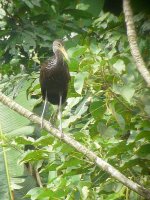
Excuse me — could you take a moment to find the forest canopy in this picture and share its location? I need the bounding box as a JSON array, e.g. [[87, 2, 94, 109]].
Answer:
[[0, 0, 150, 199]]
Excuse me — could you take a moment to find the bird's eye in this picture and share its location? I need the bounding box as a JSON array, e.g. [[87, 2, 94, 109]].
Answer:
[[58, 43, 61, 47]]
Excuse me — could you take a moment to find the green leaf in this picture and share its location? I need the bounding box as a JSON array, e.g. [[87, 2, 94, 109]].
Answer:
[[0, 21, 6, 28], [0, 103, 29, 134], [77, 0, 104, 17], [109, 104, 125, 130], [20, 150, 49, 163], [22, 0, 34, 8], [114, 112, 125, 130], [104, 192, 124, 200], [63, 96, 89, 128], [31, 0, 41, 7], [26, 187, 52, 200], [144, 105, 150, 116], [1, 1, 150, 198], [113, 84, 135, 103], [112, 59, 125, 74], [137, 144, 150, 159], [0, 8, 6, 19], [34, 135, 54, 146], [81, 186, 89, 200], [0, 80, 37, 134], [22, 32, 36, 52], [90, 43, 100, 54], [61, 144, 74, 154], [0, 147, 10, 200], [15, 136, 34, 145], [27, 187, 68, 199], [107, 141, 133, 156], [97, 124, 117, 138], [136, 131, 150, 141], [8, 126, 34, 137], [64, 9, 92, 19], [121, 158, 140, 170], [74, 72, 89, 94], [69, 58, 79, 71], [59, 157, 84, 169], [41, 163, 60, 173], [68, 46, 87, 58], [90, 100, 106, 120]]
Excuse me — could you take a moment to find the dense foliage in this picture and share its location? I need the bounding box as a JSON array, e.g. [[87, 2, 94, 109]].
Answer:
[[0, 0, 150, 199]]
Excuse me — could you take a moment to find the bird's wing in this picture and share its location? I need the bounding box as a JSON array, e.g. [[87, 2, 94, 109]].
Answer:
[[63, 61, 71, 81], [40, 59, 53, 98]]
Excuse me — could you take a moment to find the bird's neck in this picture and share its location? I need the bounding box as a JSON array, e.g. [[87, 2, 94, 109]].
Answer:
[[55, 50, 63, 65]]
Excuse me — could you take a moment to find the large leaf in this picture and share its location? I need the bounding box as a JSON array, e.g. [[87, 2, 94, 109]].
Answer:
[[113, 84, 135, 103], [78, 0, 104, 17], [63, 9, 92, 19], [0, 80, 36, 134], [0, 146, 10, 200], [90, 100, 106, 120], [109, 103, 125, 130], [136, 144, 150, 159], [74, 72, 89, 94], [112, 59, 125, 74], [0, 81, 36, 200]]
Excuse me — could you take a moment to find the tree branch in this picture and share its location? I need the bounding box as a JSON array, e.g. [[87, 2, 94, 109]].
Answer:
[[0, 92, 150, 199], [123, 0, 150, 87]]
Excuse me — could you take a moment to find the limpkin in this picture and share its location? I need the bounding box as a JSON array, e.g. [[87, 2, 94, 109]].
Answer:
[[40, 39, 70, 134]]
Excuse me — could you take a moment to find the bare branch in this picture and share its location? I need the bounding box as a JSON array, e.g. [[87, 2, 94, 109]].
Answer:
[[0, 92, 150, 199], [123, 0, 150, 87]]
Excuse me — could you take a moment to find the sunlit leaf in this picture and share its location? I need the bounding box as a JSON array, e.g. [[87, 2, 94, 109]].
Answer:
[[0, 8, 6, 19], [68, 46, 87, 58], [112, 59, 125, 74], [74, 72, 89, 94], [113, 84, 135, 103]]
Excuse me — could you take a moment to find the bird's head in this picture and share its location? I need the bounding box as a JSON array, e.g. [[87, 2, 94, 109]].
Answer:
[[53, 39, 69, 61]]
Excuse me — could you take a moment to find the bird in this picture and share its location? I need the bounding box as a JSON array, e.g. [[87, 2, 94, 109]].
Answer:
[[40, 39, 70, 135]]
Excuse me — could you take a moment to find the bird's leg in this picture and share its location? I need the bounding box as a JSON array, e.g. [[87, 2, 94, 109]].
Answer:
[[50, 107, 58, 127], [58, 94, 63, 138], [41, 91, 47, 128]]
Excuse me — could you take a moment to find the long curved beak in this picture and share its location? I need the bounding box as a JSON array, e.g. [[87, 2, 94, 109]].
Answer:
[[60, 46, 70, 61]]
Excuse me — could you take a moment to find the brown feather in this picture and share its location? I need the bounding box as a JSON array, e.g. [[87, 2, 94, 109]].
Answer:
[[40, 55, 70, 105]]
